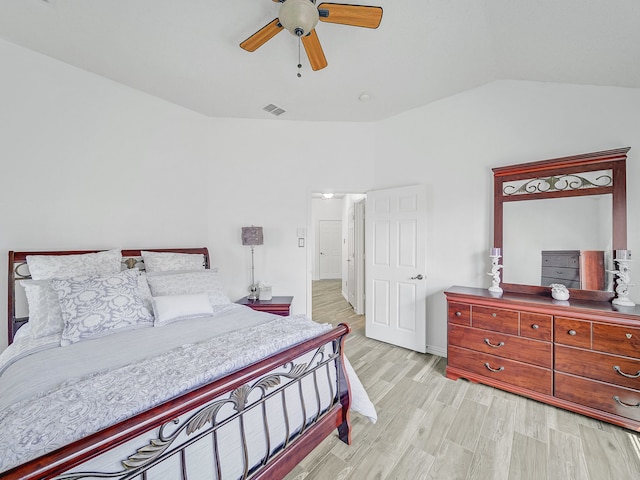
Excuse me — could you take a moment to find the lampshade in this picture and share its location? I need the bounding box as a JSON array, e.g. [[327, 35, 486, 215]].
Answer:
[[278, 0, 319, 37], [241, 226, 264, 246]]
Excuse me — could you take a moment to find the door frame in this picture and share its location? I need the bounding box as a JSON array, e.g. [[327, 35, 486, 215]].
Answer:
[[306, 190, 366, 318]]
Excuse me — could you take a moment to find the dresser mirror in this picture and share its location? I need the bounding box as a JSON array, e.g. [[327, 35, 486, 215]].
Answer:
[[493, 148, 629, 301]]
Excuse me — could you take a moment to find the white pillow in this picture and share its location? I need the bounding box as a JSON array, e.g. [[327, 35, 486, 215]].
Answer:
[[26, 249, 122, 281], [146, 270, 231, 307], [141, 251, 205, 273], [21, 280, 64, 339], [51, 270, 153, 346], [152, 294, 214, 326]]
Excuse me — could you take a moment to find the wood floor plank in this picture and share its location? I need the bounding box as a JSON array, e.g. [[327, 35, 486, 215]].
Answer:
[[514, 395, 549, 443], [446, 398, 489, 451], [579, 424, 639, 480], [467, 436, 510, 480], [426, 438, 475, 480], [386, 444, 434, 480], [547, 428, 589, 480], [410, 401, 458, 456], [507, 432, 547, 480]]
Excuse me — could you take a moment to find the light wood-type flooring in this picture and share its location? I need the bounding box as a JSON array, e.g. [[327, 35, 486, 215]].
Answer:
[[285, 280, 640, 480]]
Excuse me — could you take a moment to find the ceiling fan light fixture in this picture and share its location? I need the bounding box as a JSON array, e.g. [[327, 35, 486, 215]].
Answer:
[[279, 0, 319, 37]]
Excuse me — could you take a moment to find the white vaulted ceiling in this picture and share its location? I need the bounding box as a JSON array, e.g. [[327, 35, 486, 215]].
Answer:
[[0, 0, 639, 122]]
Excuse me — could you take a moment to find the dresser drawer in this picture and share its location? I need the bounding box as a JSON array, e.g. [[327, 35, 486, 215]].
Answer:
[[555, 345, 640, 391], [554, 317, 591, 348], [448, 302, 470, 326], [449, 324, 552, 368], [471, 305, 519, 335], [448, 345, 552, 395], [541, 277, 580, 289], [541, 266, 579, 283], [555, 372, 640, 422], [542, 253, 579, 268], [592, 323, 640, 359], [520, 312, 552, 341]]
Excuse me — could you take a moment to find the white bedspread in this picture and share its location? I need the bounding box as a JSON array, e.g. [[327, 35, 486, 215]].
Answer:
[[0, 306, 376, 473]]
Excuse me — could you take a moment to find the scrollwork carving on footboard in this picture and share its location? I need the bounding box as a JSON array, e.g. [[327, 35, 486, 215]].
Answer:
[[53, 344, 339, 480]]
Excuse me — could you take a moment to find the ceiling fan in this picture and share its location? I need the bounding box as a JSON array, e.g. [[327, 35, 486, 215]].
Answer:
[[240, 0, 383, 72]]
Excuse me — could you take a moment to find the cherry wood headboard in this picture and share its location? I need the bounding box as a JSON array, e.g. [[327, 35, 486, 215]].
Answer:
[[7, 247, 210, 344]]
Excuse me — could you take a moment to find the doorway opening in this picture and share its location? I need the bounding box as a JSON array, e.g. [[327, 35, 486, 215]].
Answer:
[[309, 192, 366, 318]]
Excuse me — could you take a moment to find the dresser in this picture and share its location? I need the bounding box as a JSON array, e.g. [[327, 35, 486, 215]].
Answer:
[[445, 286, 640, 431], [541, 250, 605, 290]]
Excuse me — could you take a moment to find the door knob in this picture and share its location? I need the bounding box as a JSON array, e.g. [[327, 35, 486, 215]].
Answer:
[[410, 274, 424, 280]]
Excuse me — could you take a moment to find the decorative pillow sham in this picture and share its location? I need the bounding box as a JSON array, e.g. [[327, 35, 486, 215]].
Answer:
[[21, 280, 64, 339], [51, 269, 153, 346], [141, 251, 205, 273], [26, 249, 122, 281], [152, 293, 214, 326], [146, 270, 231, 307]]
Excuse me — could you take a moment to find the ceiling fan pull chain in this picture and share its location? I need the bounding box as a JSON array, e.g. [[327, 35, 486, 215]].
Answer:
[[297, 37, 303, 78]]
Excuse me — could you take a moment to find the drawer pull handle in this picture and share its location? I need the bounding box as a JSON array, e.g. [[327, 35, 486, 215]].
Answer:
[[484, 338, 505, 348], [491, 313, 497, 318], [531, 324, 539, 330], [568, 330, 577, 336], [455, 311, 462, 317], [613, 366, 640, 379], [613, 396, 640, 409], [484, 362, 504, 373]]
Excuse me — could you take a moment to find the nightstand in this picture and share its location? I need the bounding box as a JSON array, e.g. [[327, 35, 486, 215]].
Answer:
[[236, 296, 293, 316]]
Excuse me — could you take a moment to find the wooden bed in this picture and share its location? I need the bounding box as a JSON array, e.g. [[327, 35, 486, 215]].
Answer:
[[3, 248, 353, 480]]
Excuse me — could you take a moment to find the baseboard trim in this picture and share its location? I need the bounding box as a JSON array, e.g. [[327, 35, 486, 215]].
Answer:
[[425, 345, 447, 358]]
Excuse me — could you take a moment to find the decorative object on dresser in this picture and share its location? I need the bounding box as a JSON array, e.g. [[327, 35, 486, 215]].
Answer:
[[611, 249, 635, 307], [541, 250, 605, 290], [488, 248, 503, 294], [550, 283, 570, 301], [241, 225, 264, 300], [445, 286, 640, 431], [237, 295, 294, 316]]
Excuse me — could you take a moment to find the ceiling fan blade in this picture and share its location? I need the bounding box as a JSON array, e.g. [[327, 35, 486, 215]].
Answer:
[[317, 3, 383, 29], [301, 30, 328, 71], [240, 18, 284, 52]]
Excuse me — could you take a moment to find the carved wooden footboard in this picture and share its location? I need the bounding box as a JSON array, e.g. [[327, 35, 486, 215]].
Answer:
[[2, 324, 352, 480]]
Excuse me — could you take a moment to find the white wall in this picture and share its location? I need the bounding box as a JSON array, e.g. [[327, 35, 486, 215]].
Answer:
[[0, 40, 211, 348], [375, 80, 640, 356]]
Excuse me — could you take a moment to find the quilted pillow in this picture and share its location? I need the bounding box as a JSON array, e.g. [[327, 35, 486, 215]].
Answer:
[[26, 249, 122, 281], [146, 270, 230, 307], [152, 293, 214, 326], [51, 270, 153, 346], [141, 251, 205, 273], [21, 280, 64, 339]]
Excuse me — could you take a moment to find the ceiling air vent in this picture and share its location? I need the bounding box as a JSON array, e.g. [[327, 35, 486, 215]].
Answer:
[[263, 104, 286, 116]]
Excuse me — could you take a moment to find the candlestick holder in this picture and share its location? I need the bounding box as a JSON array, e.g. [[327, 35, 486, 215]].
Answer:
[[611, 258, 635, 307], [488, 254, 503, 294]]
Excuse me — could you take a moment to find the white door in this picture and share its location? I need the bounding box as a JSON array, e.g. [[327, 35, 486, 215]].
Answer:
[[365, 185, 427, 353], [319, 220, 342, 279]]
